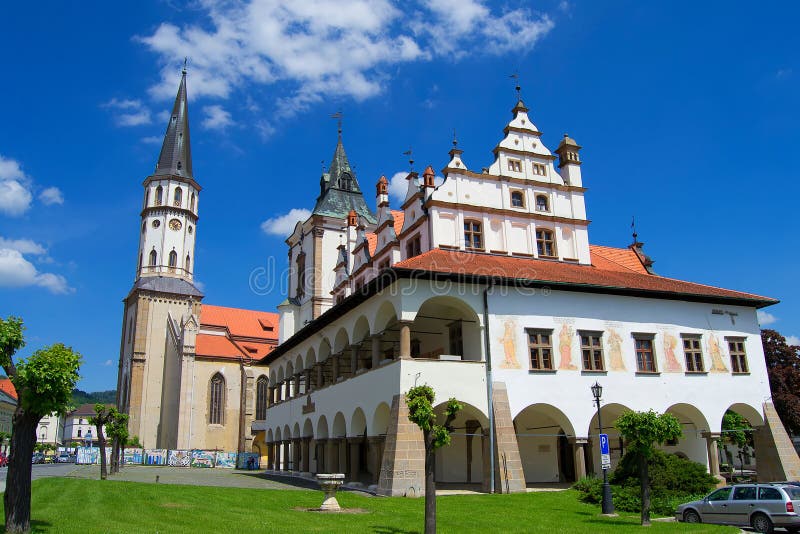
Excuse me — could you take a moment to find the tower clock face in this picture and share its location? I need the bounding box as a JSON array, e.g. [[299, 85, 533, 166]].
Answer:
[[169, 218, 182, 231]]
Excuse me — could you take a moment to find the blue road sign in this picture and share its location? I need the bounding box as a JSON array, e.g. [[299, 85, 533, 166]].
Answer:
[[599, 433, 609, 455]]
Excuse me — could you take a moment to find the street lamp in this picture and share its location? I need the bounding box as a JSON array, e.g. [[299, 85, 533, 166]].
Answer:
[[591, 381, 614, 515]]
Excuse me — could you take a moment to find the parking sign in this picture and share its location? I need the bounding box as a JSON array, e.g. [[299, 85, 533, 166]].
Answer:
[[600, 433, 611, 470]]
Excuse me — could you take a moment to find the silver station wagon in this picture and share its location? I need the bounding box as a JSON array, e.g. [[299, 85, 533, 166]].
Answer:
[[675, 484, 800, 533]]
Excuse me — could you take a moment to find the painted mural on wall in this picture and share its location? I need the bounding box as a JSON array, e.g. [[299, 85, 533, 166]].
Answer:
[[557, 323, 577, 370], [661, 333, 683, 373], [237, 452, 260, 470], [606, 328, 626, 371], [76, 447, 99, 465], [144, 449, 167, 465], [215, 452, 237, 469], [707, 334, 729, 372], [190, 450, 216, 468], [123, 448, 144, 465], [498, 318, 521, 369], [168, 449, 191, 467]]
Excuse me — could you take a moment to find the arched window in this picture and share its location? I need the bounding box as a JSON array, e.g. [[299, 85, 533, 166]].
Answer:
[[144, 189, 150, 208], [77, 429, 82, 438], [185, 254, 191, 272], [209, 373, 225, 425], [168, 250, 178, 268], [535, 194, 549, 212], [339, 173, 352, 190], [511, 190, 524, 208], [256, 376, 268, 420], [536, 228, 557, 258], [138, 253, 143, 272], [190, 192, 196, 212], [173, 187, 182, 207], [149, 250, 157, 266], [155, 186, 163, 206], [464, 220, 483, 250]]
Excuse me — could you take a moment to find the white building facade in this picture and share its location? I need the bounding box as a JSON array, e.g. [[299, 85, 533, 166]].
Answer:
[[258, 96, 792, 494]]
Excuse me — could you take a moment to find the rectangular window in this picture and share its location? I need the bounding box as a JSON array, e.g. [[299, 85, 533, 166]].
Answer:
[[507, 159, 522, 172], [580, 331, 604, 371], [527, 329, 553, 370], [448, 321, 463, 356], [406, 234, 421, 258], [535, 229, 556, 257], [633, 334, 657, 373], [464, 220, 483, 250], [682, 335, 704, 373], [532, 163, 547, 176], [727, 337, 749, 373]]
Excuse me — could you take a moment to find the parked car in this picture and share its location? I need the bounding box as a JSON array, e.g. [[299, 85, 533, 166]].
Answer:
[[676, 483, 800, 533], [55, 452, 73, 463], [31, 453, 45, 464]]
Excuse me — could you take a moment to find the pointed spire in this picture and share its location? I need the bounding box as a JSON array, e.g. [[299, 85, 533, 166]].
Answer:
[[155, 69, 192, 179]]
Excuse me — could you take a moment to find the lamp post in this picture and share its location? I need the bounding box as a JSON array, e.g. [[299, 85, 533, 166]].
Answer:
[[591, 381, 614, 515]]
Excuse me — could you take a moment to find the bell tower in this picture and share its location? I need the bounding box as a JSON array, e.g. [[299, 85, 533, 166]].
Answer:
[[117, 68, 203, 449]]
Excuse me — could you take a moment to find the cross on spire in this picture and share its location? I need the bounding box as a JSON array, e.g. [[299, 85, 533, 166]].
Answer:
[[331, 110, 343, 139]]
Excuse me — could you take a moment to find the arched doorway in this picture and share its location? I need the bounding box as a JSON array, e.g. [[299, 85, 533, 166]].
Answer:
[[432, 402, 488, 488], [514, 404, 577, 484]]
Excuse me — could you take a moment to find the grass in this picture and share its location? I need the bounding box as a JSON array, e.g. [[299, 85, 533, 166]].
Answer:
[[6, 478, 738, 533]]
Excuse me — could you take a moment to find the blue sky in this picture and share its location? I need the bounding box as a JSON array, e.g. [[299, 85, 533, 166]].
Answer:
[[1, 1, 798, 391]]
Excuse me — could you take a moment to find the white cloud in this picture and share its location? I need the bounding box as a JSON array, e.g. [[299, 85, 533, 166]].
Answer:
[[102, 98, 152, 127], [0, 237, 47, 255], [39, 186, 64, 206], [0, 154, 33, 216], [202, 104, 234, 130], [786, 335, 800, 346], [141, 136, 162, 145], [0, 248, 72, 294], [103, 359, 113, 367], [137, 0, 553, 122], [757, 310, 777, 326], [388, 171, 410, 202], [260, 208, 312, 236]]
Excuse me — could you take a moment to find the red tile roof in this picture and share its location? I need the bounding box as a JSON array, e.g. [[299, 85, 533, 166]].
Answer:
[[367, 210, 405, 256], [394, 247, 776, 306], [196, 334, 246, 359], [200, 304, 279, 340], [589, 245, 649, 274], [0, 378, 17, 400]]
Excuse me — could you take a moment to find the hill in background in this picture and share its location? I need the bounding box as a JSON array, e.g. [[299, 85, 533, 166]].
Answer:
[[72, 389, 116, 406]]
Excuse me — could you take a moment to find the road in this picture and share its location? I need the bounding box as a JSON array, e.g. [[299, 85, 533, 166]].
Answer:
[[0, 463, 78, 493]]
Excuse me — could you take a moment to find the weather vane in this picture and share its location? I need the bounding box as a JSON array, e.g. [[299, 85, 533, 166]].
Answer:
[[510, 72, 521, 99], [331, 110, 343, 138], [631, 216, 638, 243], [452, 128, 458, 148], [182, 57, 188, 74], [402, 148, 414, 171]]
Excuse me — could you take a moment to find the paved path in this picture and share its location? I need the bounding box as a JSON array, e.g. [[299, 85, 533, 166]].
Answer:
[[0, 463, 80, 493]]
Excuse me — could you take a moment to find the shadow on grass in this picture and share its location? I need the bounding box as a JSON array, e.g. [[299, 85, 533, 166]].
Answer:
[[370, 526, 420, 534], [239, 472, 377, 494], [30, 519, 53, 533]]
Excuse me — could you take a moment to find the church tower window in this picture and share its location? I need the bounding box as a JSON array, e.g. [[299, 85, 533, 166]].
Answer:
[[149, 250, 158, 267], [174, 187, 182, 207], [535, 194, 549, 212], [209, 373, 225, 425], [256, 376, 268, 420], [185, 254, 191, 272], [536, 228, 556, 257], [507, 159, 522, 173], [190, 192, 196, 211], [155, 186, 163, 206], [464, 220, 483, 250], [144, 189, 150, 208], [511, 190, 525, 208], [296, 252, 306, 299], [168, 250, 178, 269]]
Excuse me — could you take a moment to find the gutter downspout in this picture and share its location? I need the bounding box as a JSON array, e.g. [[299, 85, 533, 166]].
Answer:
[[483, 279, 495, 494]]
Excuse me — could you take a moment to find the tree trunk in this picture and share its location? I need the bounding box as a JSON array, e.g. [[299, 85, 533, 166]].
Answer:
[[97, 427, 107, 480], [4, 408, 41, 533], [110, 439, 119, 474], [424, 433, 436, 534], [639, 454, 651, 526]]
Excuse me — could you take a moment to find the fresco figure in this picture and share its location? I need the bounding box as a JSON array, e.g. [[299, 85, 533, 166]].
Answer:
[[708, 334, 729, 372], [558, 324, 577, 370], [662, 333, 682, 372], [499, 319, 521, 369], [607, 328, 626, 371]]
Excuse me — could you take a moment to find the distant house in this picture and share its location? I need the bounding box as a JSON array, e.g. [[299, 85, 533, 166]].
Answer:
[[37, 413, 65, 446], [63, 404, 112, 446], [0, 378, 17, 436]]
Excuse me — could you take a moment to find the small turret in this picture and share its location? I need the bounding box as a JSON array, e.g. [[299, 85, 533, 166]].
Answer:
[[555, 134, 582, 187], [376, 175, 389, 207], [422, 166, 435, 189]]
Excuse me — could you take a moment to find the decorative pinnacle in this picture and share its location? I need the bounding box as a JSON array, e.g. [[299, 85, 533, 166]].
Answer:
[[631, 216, 638, 244], [510, 72, 521, 99], [403, 148, 414, 171], [331, 110, 343, 139]]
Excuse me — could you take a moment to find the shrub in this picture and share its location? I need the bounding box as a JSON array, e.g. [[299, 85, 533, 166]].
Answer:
[[572, 476, 602, 504], [611, 449, 717, 495]]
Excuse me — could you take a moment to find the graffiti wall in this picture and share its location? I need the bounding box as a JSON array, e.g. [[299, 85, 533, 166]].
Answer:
[[214, 452, 237, 469], [144, 449, 167, 465], [190, 450, 215, 468], [237, 452, 260, 470], [168, 449, 191, 467], [123, 448, 144, 465], [76, 447, 99, 464]]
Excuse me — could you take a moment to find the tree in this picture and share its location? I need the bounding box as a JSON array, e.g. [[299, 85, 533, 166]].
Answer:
[[406, 385, 463, 534], [761, 329, 800, 435], [0, 316, 82, 533], [106, 410, 129, 473], [615, 410, 682, 526], [88, 404, 114, 480]]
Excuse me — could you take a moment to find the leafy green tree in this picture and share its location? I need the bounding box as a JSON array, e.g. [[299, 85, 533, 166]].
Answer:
[[88, 404, 115, 480], [406, 385, 463, 534], [761, 329, 800, 435], [0, 316, 82, 533], [106, 410, 129, 473], [615, 410, 682, 526], [127, 435, 142, 448]]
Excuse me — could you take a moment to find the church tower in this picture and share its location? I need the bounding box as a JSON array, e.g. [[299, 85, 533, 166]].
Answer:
[[117, 68, 203, 449]]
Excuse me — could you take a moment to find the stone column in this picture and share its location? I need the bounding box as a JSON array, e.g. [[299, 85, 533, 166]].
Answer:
[[327, 439, 341, 473], [371, 335, 381, 368], [350, 345, 359, 374], [305, 369, 313, 393], [265, 442, 273, 470], [301, 438, 311, 473], [316, 363, 324, 388], [377, 394, 426, 497], [315, 439, 327, 473], [292, 438, 301, 471], [267, 387, 274, 407], [571, 438, 588, 481], [332, 354, 340, 382], [703, 431, 723, 480], [399, 322, 412, 359], [348, 438, 362, 482], [465, 420, 481, 483], [285, 379, 292, 400], [368, 436, 386, 485], [283, 441, 291, 470]]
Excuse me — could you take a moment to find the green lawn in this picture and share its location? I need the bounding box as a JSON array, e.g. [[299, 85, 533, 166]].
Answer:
[[8, 478, 737, 533]]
